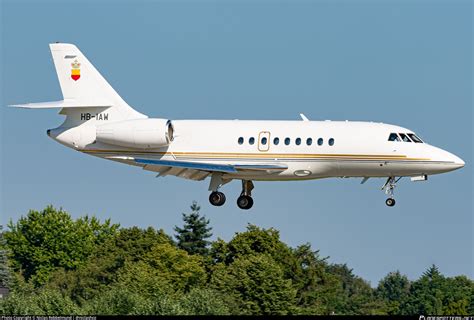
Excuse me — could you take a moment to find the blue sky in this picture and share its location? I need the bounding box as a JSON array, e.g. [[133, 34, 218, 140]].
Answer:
[[1, 0, 472, 286]]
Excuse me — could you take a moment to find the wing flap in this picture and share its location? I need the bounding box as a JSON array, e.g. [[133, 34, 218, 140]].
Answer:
[[105, 156, 287, 180], [134, 158, 238, 173]]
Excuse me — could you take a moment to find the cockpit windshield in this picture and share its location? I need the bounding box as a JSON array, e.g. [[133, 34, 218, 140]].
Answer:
[[388, 132, 424, 143], [388, 133, 401, 142], [407, 133, 423, 143], [399, 133, 412, 142]]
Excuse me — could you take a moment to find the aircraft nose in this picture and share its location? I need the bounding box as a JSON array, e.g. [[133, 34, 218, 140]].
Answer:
[[427, 145, 465, 173], [440, 149, 465, 169], [451, 154, 465, 169]]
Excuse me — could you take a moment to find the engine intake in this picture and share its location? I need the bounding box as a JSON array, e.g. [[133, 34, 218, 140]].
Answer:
[[96, 118, 174, 149]]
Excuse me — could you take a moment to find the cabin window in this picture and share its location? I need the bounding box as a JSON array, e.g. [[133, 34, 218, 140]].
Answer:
[[306, 138, 312, 146], [285, 137, 291, 145], [295, 138, 301, 145], [399, 133, 412, 142], [317, 138, 323, 146], [238, 137, 244, 145], [261, 137, 268, 145], [273, 137, 280, 145], [249, 137, 255, 145], [329, 138, 335, 146], [407, 133, 423, 143], [388, 133, 400, 142]]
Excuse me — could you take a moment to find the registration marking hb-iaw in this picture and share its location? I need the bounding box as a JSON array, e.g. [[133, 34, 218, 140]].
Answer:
[[80, 113, 109, 121]]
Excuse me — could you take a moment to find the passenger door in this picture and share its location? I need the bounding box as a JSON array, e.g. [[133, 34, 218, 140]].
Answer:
[[258, 131, 270, 152]]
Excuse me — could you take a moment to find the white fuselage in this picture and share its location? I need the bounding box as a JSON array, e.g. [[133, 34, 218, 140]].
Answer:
[[17, 43, 466, 209], [59, 119, 465, 181]]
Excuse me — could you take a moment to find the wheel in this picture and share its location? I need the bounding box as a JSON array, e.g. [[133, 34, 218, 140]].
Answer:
[[385, 198, 396, 207], [209, 192, 226, 206], [237, 195, 254, 210]]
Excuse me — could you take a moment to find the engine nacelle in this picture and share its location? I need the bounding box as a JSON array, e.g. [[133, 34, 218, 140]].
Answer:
[[96, 118, 174, 149]]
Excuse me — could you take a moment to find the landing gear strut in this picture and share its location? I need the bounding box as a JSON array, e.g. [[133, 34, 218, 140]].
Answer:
[[208, 173, 229, 207], [382, 176, 401, 207], [207, 175, 255, 210], [237, 180, 254, 210]]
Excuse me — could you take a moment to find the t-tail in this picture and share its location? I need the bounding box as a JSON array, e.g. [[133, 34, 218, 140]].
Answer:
[[10, 43, 175, 150], [12, 43, 147, 123]]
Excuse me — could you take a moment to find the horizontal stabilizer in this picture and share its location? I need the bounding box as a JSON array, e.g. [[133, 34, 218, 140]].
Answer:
[[10, 100, 111, 109]]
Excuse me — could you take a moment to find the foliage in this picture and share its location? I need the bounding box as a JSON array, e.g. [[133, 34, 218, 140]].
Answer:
[[0, 225, 12, 289], [178, 288, 230, 315], [46, 226, 175, 304], [174, 202, 213, 255], [2, 205, 473, 315], [5, 205, 118, 286], [376, 271, 411, 314], [211, 254, 296, 315], [402, 265, 474, 315], [0, 287, 80, 314]]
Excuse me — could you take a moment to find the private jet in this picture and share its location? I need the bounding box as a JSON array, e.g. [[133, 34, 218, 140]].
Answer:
[[13, 43, 465, 210]]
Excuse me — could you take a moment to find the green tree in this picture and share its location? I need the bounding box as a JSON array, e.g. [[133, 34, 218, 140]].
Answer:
[[0, 288, 80, 315], [326, 263, 386, 315], [143, 242, 207, 292], [174, 202, 212, 255], [210, 224, 296, 280], [403, 264, 445, 315], [47, 226, 173, 304], [81, 285, 154, 315], [290, 243, 342, 315], [5, 206, 119, 286], [442, 276, 474, 315], [211, 254, 296, 315], [0, 225, 12, 289], [376, 271, 411, 314], [178, 288, 230, 315]]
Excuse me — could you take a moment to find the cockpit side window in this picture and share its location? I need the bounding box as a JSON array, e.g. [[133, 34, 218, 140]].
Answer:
[[399, 133, 412, 142], [388, 133, 401, 142], [407, 133, 423, 143]]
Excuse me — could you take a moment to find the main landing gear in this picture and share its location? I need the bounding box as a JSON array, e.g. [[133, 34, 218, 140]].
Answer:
[[382, 176, 401, 207], [209, 191, 226, 206], [237, 180, 254, 210], [208, 174, 254, 210]]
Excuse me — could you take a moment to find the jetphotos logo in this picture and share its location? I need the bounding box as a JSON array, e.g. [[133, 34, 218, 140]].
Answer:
[[71, 60, 81, 81]]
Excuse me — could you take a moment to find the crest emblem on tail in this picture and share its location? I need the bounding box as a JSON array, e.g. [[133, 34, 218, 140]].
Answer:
[[71, 60, 81, 81]]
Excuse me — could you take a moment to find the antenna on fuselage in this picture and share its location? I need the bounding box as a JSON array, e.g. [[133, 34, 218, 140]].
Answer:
[[299, 113, 309, 121]]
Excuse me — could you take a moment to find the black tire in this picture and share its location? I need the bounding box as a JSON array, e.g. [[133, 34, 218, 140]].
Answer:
[[237, 195, 254, 210], [209, 192, 226, 206], [385, 198, 396, 207]]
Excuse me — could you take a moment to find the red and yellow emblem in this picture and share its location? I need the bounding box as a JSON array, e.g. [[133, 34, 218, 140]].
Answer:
[[71, 60, 81, 81]]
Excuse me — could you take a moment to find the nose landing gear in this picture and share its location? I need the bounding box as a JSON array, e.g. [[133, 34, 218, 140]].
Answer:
[[382, 177, 401, 207], [385, 198, 396, 207]]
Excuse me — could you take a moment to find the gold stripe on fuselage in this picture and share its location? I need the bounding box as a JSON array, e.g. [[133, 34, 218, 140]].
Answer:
[[82, 150, 431, 161]]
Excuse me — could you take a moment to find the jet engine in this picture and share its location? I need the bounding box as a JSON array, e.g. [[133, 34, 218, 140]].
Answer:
[[96, 118, 174, 149]]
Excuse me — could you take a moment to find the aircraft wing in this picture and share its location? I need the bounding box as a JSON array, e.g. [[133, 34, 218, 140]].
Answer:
[[107, 156, 287, 181]]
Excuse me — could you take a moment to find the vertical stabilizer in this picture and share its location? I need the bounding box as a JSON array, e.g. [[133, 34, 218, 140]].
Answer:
[[49, 43, 146, 121]]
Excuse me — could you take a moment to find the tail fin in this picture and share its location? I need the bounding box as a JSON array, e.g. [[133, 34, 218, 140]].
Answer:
[[48, 43, 145, 119]]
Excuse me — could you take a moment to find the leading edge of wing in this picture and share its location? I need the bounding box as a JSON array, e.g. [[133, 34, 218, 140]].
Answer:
[[132, 158, 288, 173]]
